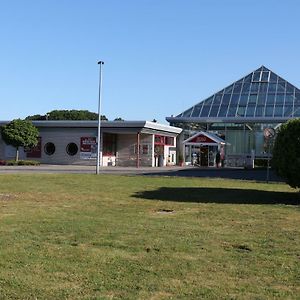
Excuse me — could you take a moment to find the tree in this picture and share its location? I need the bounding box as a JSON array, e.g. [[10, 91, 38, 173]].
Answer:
[[272, 119, 300, 189], [114, 117, 124, 121], [1, 119, 39, 161], [26, 110, 108, 121]]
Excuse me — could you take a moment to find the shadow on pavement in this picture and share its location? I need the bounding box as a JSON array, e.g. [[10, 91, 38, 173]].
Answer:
[[133, 187, 299, 205]]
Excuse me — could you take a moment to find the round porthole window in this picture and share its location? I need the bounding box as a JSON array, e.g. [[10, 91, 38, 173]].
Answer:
[[44, 142, 55, 155], [66, 143, 78, 156]]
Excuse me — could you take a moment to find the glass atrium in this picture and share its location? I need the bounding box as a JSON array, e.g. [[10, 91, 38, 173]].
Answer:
[[166, 66, 300, 166]]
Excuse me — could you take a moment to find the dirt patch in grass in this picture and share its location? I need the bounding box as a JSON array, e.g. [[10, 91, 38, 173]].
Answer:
[[0, 193, 15, 201]]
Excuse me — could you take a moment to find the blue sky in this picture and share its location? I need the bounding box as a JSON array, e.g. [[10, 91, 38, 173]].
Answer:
[[1, 0, 300, 123]]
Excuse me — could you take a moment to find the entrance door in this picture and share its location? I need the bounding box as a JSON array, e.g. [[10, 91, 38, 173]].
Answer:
[[200, 146, 209, 166]]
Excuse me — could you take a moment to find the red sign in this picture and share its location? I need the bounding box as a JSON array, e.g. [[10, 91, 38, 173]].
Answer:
[[80, 137, 97, 159], [190, 135, 214, 143], [26, 137, 42, 158], [80, 137, 97, 152]]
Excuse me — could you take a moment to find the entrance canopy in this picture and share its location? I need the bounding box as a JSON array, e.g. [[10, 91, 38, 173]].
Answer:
[[183, 131, 226, 146]]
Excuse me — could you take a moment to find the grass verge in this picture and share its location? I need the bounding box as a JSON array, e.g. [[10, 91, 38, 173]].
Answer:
[[0, 174, 299, 299]]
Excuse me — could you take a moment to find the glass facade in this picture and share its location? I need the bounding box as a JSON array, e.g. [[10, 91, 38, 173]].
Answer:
[[176, 66, 300, 119], [166, 66, 300, 166]]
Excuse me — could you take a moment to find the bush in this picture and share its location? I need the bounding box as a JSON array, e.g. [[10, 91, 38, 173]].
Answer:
[[6, 160, 40, 166], [0, 160, 6, 166], [272, 119, 300, 189]]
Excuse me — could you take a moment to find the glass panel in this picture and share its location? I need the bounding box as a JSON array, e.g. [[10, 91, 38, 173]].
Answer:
[[241, 83, 251, 94], [286, 83, 294, 93], [257, 93, 266, 105], [246, 105, 255, 117], [244, 74, 252, 82], [266, 94, 275, 105], [200, 105, 211, 117], [233, 83, 242, 94], [248, 94, 257, 104], [255, 106, 264, 117], [284, 105, 293, 117], [218, 105, 228, 117], [294, 105, 300, 116], [277, 82, 286, 93], [239, 94, 249, 105], [276, 94, 285, 104], [265, 105, 274, 117], [213, 94, 222, 105], [222, 94, 231, 104], [250, 83, 259, 93], [227, 105, 237, 117], [278, 76, 285, 82], [230, 94, 240, 104], [191, 104, 202, 117], [209, 105, 219, 117], [236, 106, 246, 117], [295, 93, 300, 104], [268, 83, 277, 92], [269, 72, 278, 82], [224, 84, 234, 94], [182, 107, 193, 117], [259, 83, 268, 93], [252, 71, 261, 81], [204, 96, 214, 105], [285, 94, 294, 105], [261, 71, 269, 81], [274, 105, 283, 117]]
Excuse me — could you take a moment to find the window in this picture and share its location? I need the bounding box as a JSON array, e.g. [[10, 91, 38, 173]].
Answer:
[[44, 142, 55, 155], [103, 134, 116, 156], [252, 71, 270, 82], [165, 137, 174, 146], [66, 143, 78, 156], [154, 135, 164, 145], [142, 145, 149, 155]]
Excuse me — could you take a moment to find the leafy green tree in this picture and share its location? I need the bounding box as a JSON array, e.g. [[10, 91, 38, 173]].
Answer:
[[26, 110, 108, 121], [1, 119, 39, 161], [114, 117, 124, 121], [25, 114, 47, 120], [272, 119, 300, 189]]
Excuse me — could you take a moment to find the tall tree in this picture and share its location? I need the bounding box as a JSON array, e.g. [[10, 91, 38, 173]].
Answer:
[[272, 119, 300, 189], [1, 119, 39, 161]]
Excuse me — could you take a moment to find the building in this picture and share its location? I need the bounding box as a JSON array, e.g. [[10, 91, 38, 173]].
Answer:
[[0, 120, 182, 167], [166, 66, 300, 167]]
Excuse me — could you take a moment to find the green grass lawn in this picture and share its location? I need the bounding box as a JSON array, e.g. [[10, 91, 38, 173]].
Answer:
[[0, 174, 299, 299]]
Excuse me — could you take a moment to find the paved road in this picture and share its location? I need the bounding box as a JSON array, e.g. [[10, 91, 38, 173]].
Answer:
[[0, 164, 283, 182]]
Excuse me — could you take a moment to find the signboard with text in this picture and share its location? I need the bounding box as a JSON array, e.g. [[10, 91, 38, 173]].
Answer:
[[80, 137, 97, 159]]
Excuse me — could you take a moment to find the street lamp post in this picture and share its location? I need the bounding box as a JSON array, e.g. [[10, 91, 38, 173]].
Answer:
[[96, 61, 104, 175]]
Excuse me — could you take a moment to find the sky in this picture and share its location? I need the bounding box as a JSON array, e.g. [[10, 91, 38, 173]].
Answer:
[[1, 0, 300, 123]]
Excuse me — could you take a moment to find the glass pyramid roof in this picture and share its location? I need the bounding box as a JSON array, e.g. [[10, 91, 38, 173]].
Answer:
[[170, 66, 300, 121]]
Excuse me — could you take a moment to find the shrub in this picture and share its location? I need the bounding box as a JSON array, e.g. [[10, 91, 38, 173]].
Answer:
[[6, 160, 40, 166]]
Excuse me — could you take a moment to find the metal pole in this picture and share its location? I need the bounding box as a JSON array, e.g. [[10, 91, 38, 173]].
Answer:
[[96, 61, 104, 175], [266, 140, 271, 183]]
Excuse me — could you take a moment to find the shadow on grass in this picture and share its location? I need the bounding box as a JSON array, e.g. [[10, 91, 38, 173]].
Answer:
[[133, 187, 299, 205]]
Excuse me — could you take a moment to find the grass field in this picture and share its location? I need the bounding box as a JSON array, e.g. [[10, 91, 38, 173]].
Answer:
[[0, 174, 299, 299]]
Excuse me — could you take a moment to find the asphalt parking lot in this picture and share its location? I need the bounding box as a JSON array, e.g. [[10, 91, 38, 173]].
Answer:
[[0, 164, 283, 182]]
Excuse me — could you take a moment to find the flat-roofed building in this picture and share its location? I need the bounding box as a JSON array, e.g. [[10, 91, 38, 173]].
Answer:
[[0, 120, 182, 167]]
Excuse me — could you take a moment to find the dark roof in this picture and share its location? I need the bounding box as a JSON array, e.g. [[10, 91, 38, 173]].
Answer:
[[167, 66, 300, 123]]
